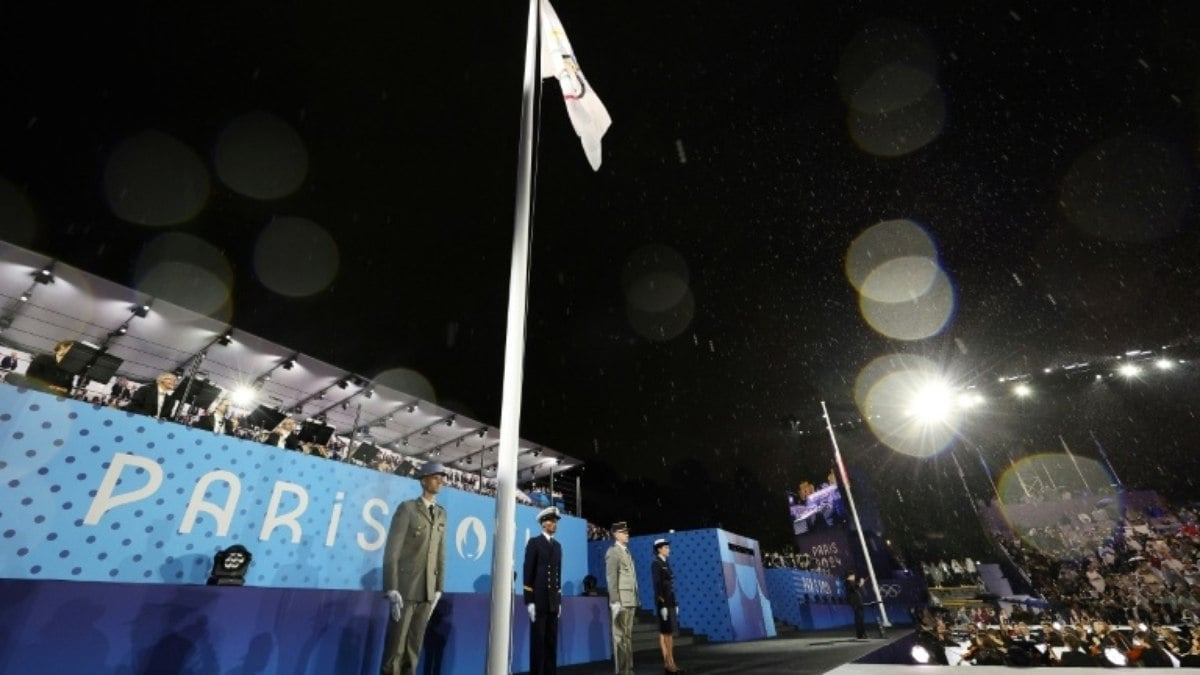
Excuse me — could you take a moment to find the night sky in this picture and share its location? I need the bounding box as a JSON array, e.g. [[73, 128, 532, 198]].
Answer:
[[3, 1, 1199, 557]]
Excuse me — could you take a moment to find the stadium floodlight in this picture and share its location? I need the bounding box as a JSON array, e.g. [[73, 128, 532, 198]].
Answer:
[[1118, 363, 1141, 378], [906, 380, 954, 424], [1013, 383, 1032, 398], [231, 385, 257, 406], [1155, 358, 1174, 370]]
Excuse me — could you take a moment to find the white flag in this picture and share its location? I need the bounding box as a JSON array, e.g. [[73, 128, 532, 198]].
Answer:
[[540, 0, 612, 171]]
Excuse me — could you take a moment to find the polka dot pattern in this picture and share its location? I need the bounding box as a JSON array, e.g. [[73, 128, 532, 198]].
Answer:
[[0, 387, 587, 590]]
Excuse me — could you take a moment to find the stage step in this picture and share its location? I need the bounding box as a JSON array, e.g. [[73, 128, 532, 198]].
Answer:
[[631, 609, 703, 652]]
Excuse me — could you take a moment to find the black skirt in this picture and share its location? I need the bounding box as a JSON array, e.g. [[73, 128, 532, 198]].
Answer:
[[657, 605, 678, 635]]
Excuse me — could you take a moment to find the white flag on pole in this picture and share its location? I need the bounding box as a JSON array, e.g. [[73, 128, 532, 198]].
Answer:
[[540, 0, 612, 171]]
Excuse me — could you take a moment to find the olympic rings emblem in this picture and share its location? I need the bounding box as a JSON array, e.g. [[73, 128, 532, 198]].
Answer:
[[878, 583, 901, 598]]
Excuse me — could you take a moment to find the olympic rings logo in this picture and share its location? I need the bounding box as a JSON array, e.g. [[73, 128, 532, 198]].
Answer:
[[878, 583, 901, 598]]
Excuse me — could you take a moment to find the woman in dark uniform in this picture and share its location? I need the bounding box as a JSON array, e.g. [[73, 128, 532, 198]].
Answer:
[[651, 538, 683, 674]]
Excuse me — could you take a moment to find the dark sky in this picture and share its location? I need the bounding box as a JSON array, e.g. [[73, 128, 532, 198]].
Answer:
[[3, 1, 1199, 555]]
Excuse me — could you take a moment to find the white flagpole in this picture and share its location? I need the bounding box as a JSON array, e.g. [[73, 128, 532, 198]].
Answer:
[[820, 401, 890, 628], [486, 0, 540, 671]]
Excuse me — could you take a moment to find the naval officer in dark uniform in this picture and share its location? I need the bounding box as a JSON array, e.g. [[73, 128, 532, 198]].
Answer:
[[524, 506, 564, 675], [651, 538, 684, 674]]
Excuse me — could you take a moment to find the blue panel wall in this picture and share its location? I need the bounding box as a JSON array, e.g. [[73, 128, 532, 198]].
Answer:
[[0, 386, 586, 592], [763, 568, 920, 631], [0, 578, 612, 675], [587, 528, 774, 642]]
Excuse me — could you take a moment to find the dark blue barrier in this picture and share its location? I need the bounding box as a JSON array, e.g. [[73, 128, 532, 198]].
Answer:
[[763, 568, 919, 630], [0, 578, 611, 674]]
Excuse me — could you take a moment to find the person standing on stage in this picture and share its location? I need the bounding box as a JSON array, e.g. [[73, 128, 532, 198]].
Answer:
[[381, 462, 448, 675], [846, 571, 867, 639], [651, 538, 684, 674], [605, 521, 638, 675], [524, 506, 564, 675]]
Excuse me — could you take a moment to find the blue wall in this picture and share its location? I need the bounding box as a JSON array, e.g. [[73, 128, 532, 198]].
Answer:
[[587, 528, 775, 642], [763, 567, 921, 631], [0, 578, 612, 675], [0, 386, 586, 592]]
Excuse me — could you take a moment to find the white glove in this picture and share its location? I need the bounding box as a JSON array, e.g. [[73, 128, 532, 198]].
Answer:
[[432, 591, 442, 611], [386, 590, 404, 622], [558, 605, 562, 618], [610, 602, 621, 618], [675, 605, 679, 617], [528, 603, 537, 622], [660, 607, 668, 621]]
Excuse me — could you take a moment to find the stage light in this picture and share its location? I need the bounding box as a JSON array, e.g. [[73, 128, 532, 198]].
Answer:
[[217, 331, 233, 346], [281, 358, 295, 370], [1013, 383, 1032, 398], [336, 379, 349, 389], [477, 427, 488, 437], [132, 303, 151, 318], [406, 404, 417, 413], [911, 645, 931, 664], [363, 388, 374, 399], [19, 293, 28, 302], [1095, 374, 1103, 380], [33, 266, 55, 284], [1155, 358, 1174, 370], [207, 544, 252, 586], [906, 380, 954, 424], [445, 416, 454, 426], [1118, 363, 1141, 378], [231, 385, 256, 406]]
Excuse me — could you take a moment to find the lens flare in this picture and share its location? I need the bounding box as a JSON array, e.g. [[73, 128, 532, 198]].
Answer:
[[104, 130, 210, 226], [855, 354, 961, 458], [995, 455, 1121, 559]]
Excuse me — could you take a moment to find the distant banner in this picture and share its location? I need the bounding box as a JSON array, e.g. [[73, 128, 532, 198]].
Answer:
[[0, 386, 586, 591]]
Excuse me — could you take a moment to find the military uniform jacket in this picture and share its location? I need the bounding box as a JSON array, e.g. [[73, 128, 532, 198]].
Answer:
[[382, 497, 447, 602], [650, 556, 676, 610], [605, 544, 638, 607], [522, 534, 563, 611]]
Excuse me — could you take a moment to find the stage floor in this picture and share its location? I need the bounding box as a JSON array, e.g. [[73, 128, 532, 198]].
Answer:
[[555, 630, 895, 674]]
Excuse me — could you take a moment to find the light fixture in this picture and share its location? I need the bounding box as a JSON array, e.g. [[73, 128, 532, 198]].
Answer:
[[231, 385, 257, 406], [363, 388, 374, 399], [1155, 358, 1174, 370], [445, 416, 454, 426], [911, 645, 931, 664], [33, 265, 55, 285], [1013, 383, 1032, 398], [217, 331, 233, 346], [336, 379, 349, 389], [207, 545, 253, 586], [477, 427, 488, 437], [132, 303, 151, 318], [281, 358, 295, 370], [19, 293, 29, 302], [1118, 363, 1141, 378]]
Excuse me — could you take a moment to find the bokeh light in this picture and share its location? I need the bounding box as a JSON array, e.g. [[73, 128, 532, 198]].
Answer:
[[845, 219, 937, 299], [627, 288, 695, 342], [253, 216, 339, 297], [859, 266, 955, 341], [214, 111, 309, 200], [0, 177, 37, 245], [134, 232, 234, 322], [996, 455, 1121, 558], [855, 354, 962, 458], [373, 367, 436, 403], [1060, 133, 1193, 242], [837, 19, 939, 114], [104, 130, 210, 226], [621, 244, 690, 312], [838, 19, 945, 157]]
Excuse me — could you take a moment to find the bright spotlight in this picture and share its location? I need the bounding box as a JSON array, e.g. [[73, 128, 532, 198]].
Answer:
[[911, 645, 931, 664], [1118, 363, 1141, 378], [1013, 383, 1032, 398], [1155, 358, 1174, 370], [231, 385, 257, 406], [907, 381, 953, 424]]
